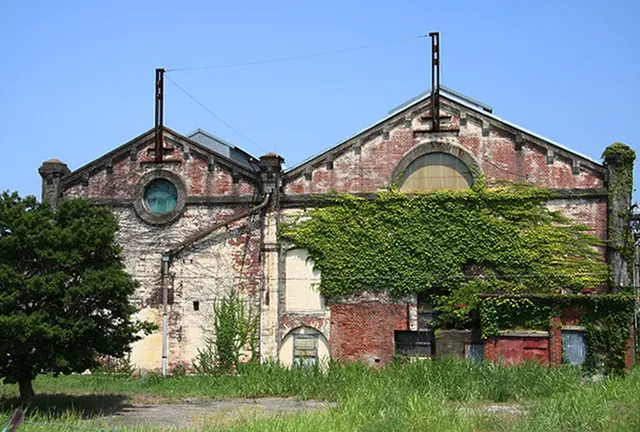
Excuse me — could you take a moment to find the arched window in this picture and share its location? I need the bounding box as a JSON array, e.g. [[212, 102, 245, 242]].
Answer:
[[400, 153, 473, 192]]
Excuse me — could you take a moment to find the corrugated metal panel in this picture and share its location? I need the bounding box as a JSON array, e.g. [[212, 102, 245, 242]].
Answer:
[[562, 331, 586, 366]]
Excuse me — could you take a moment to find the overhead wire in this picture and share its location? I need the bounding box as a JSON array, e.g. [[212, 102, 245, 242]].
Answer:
[[165, 34, 428, 73], [164, 74, 267, 153]]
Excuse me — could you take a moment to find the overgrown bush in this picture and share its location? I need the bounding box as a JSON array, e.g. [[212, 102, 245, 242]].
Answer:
[[193, 290, 259, 374]]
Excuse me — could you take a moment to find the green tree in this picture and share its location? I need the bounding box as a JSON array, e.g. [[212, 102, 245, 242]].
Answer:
[[0, 192, 154, 402]]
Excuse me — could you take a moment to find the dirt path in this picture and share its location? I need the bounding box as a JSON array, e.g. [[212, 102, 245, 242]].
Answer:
[[99, 397, 335, 429]]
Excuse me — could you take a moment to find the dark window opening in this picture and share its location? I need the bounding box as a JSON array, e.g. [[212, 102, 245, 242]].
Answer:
[[193, 301, 199, 311], [395, 331, 434, 358]]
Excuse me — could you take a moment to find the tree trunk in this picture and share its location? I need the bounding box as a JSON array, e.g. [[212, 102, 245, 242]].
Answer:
[[18, 379, 34, 404]]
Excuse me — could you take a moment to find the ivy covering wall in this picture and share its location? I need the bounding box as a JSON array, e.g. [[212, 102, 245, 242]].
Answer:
[[281, 185, 608, 324], [602, 143, 636, 281]]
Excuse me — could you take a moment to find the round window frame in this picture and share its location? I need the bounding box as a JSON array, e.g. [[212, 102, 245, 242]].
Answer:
[[134, 170, 187, 225]]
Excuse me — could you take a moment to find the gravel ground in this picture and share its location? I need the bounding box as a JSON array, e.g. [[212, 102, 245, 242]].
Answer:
[[99, 397, 336, 429]]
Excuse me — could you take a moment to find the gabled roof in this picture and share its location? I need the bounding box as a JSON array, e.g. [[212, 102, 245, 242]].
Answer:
[[284, 87, 602, 178], [61, 126, 261, 188]]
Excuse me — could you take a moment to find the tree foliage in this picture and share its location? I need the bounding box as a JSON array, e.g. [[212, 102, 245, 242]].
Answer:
[[0, 192, 154, 401]]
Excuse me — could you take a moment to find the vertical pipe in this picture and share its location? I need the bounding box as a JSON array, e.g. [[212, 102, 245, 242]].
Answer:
[[634, 240, 639, 359], [161, 254, 170, 377]]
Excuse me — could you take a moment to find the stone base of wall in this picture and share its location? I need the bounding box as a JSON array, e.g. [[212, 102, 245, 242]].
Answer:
[[435, 329, 482, 360]]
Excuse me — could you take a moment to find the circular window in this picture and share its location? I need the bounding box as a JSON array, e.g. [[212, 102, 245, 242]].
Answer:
[[133, 170, 186, 225], [144, 179, 178, 215]]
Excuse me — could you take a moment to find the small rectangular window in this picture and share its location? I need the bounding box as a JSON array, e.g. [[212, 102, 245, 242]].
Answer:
[[193, 301, 199, 311], [562, 330, 586, 366], [293, 335, 317, 367], [394, 331, 433, 358]]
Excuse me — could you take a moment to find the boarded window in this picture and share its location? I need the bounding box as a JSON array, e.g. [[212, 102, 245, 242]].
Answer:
[[395, 331, 434, 358], [293, 335, 318, 367], [400, 153, 473, 192], [562, 331, 586, 366]]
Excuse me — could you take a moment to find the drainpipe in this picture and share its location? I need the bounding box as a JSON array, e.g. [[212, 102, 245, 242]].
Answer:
[[159, 193, 271, 376], [634, 237, 639, 360], [161, 254, 170, 376]]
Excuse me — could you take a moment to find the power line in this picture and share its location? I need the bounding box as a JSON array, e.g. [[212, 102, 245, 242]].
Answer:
[[164, 74, 267, 154], [165, 34, 428, 73]]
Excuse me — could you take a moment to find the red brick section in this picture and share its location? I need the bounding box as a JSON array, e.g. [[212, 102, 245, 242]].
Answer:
[[550, 317, 564, 366], [284, 110, 604, 196], [63, 142, 258, 199], [283, 110, 606, 241], [330, 303, 408, 365]]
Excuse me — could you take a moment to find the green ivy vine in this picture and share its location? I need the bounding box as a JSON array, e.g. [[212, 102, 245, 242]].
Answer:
[[602, 143, 636, 278], [280, 185, 608, 300]]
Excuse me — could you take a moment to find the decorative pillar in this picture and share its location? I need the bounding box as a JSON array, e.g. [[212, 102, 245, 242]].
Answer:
[[258, 152, 284, 361], [603, 143, 636, 291], [38, 158, 70, 209]]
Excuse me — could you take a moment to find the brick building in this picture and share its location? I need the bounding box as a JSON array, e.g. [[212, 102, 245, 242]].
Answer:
[[38, 87, 632, 370]]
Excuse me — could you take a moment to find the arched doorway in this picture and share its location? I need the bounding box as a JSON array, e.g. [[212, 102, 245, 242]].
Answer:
[[279, 326, 330, 367]]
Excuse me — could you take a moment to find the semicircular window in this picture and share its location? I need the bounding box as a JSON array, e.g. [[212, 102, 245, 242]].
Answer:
[[400, 153, 473, 192], [144, 179, 178, 215]]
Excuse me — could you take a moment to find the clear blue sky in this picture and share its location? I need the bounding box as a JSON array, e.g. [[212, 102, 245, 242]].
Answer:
[[1, 0, 638, 201]]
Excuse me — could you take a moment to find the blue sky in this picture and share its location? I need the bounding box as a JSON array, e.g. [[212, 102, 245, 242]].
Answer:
[[1, 0, 638, 201]]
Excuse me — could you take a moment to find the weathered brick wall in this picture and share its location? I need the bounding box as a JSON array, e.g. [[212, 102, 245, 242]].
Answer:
[[58, 133, 264, 371], [546, 197, 608, 242], [330, 302, 408, 365], [284, 102, 604, 196], [106, 205, 262, 369], [63, 140, 258, 199]]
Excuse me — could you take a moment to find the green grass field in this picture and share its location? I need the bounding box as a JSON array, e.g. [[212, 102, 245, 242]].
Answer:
[[1, 360, 639, 431]]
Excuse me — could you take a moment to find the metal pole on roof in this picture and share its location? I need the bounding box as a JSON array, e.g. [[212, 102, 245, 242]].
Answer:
[[155, 68, 165, 163], [429, 32, 440, 132]]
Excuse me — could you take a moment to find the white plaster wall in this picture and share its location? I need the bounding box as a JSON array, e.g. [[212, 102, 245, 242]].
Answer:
[[285, 249, 323, 312], [113, 205, 262, 371]]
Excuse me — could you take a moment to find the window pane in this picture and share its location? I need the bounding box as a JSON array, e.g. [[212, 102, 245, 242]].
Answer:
[[562, 331, 586, 366], [294, 336, 317, 358], [400, 153, 473, 192], [144, 179, 178, 215]]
